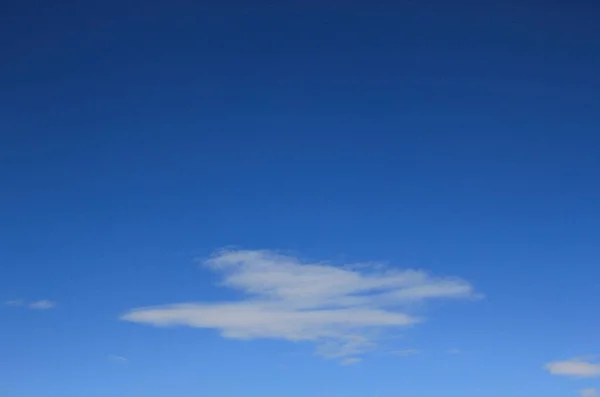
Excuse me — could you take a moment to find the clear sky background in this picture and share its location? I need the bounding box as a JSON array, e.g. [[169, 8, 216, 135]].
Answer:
[[1, 1, 599, 396]]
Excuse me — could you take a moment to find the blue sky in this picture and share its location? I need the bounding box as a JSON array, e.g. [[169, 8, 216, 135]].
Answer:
[[1, 1, 599, 396]]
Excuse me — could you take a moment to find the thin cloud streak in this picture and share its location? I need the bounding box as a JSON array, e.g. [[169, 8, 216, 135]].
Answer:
[[4, 300, 25, 307], [340, 357, 362, 366], [28, 300, 56, 310], [4, 299, 56, 310], [389, 349, 420, 356]]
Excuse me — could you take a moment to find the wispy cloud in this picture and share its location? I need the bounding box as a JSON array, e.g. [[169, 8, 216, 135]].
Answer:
[[121, 249, 479, 361], [4, 300, 25, 307], [28, 300, 56, 310], [580, 388, 599, 397], [4, 299, 56, 310], [545, 357, 600, 378], [340, 357, 362, 366], [108, 355, 129, 362], [389, 349, 420, 356], [447, 348, 463, 355]]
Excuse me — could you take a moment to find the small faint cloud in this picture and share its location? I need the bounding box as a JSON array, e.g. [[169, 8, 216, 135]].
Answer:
[[108, 355, 128, 362], [340, 357, 361, 366], [447, 348, 462, 355], [580, 388, 599, 397], [545, 357, 600, 378], [4, 299, 56, 310], [389, 349, 420, 356], [28, 300, 56, 310]]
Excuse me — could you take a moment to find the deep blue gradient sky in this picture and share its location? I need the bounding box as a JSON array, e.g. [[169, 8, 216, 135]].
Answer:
[[1, 1, 599, 396]]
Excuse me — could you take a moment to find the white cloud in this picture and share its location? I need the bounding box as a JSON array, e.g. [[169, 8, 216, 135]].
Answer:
[[28, 300, 56, 310], [447, 348, 462, 355], [122, 249, 479, 360], [4, 299, 56, 310], [545, 358, 600, 378], [109, 355, 128, 362], [580, 388, 599, 397]]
